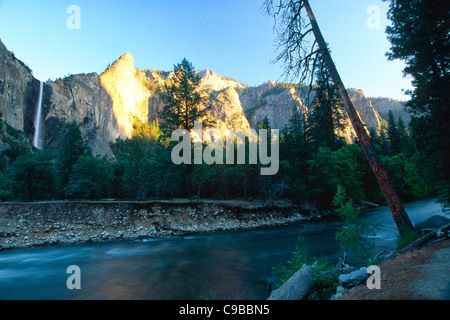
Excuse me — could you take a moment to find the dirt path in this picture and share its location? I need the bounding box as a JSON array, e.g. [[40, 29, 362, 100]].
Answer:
[[340, 239, 450, 300]]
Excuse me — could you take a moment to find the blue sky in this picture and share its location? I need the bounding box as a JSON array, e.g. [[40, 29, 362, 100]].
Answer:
[[0, 0, 412, 100]]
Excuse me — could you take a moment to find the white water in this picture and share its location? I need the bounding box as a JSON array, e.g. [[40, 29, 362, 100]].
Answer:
[[33, 81, 43, 149]]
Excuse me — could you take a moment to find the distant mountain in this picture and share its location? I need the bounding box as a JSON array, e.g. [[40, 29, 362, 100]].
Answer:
[[369, 97, 411, 125], [0, 39, 394, 158]]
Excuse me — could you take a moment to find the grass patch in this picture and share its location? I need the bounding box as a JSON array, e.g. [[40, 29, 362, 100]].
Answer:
[[397, 230, 421, 250]]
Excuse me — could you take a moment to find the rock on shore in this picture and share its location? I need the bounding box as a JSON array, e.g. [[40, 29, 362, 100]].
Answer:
[[0, 200, 324, 251]]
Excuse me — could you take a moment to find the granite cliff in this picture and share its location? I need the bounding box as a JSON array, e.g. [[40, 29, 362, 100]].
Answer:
[[370, 97, 410, 124], [0, 40, 40, 142], [0, 39, 395, 157]]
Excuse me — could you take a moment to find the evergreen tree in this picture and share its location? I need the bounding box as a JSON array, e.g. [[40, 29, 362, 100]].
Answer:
[[387, 110, 401, 156], [307, 52, 346, 152], [266, 0, 415, 238], [59, 122, 86, 188], [257, 116, 273, 200], [158, 58, 216, 198], [334, 185, 382, 263], [306, 144, 368, 207], [159, 58, 215, 134], [378, 127, 390, 157], [396, 117, 414, 157], [191, 163, 214, 198], [284, 111, 310, 202], [64, 155, 110, 200], [258, 116, 271, 131], [110, 119, 180, 199], [9, 150, 59, 201], [368, 127, 382, 153], [288, 106, 304, 135], [386, 0, 450, 211]]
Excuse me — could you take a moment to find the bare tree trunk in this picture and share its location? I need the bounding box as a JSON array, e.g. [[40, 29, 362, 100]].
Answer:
[[303, 0, 415, 238]]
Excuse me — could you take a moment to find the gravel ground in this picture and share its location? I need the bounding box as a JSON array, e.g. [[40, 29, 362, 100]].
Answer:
[[339, 239, 450, 300], [0, 201, 323, 251]]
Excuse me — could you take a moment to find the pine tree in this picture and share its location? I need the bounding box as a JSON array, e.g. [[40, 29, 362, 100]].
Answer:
[[288, 106, 304, 135], [386, 0, 450, 211], [379, 127, 390, 156], [265, 0, 415, 236], [64, 155, 110, 200], [59, 122, 86, 188], [258, 115, 272, 131], [159, 58, 215, 134], [158, 58, 215, 198], [307, 52, 346, 152], [396, 117, 414, 157], [9, 150, 59, 201], [387, 110, 401, 156]]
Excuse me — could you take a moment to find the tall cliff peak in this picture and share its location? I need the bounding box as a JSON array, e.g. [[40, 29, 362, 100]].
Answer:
[[100, 52, 150, 139], [196, 68, 246, 92], [0, 39, 394, 158], [112, 52, 134, 67], [0, 38, 37, 139]]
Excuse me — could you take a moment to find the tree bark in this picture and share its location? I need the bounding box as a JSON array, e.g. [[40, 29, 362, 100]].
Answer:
[[303, 0, 415, 238]]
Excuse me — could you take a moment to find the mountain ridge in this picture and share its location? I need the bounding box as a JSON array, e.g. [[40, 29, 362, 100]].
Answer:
[[0, 41, 408, 158]]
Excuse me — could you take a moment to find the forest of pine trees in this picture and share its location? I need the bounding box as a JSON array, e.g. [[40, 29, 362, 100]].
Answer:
[[0, 82, 434, 210], [1, 0, 448, 216]]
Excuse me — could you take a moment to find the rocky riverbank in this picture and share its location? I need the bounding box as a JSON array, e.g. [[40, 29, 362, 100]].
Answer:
[[0, 200, 325, 251]]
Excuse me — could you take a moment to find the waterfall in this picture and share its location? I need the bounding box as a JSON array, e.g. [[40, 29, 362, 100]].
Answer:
[[33, 81, 44, 149]]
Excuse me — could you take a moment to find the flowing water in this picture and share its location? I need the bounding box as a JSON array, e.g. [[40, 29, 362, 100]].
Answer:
[[0, 199, 446, 300], [33, 81, 43, 150]]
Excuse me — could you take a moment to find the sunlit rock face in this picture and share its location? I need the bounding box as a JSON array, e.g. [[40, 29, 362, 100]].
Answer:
[[197, 69, 245, 92], [0, 37, 389, 158], [100, 53, 152, 139], [44, 54, 164, 157], [338, 89, 385, 142], [199, 69, 251, 138], [44, 54, 256, 152], [347, 89, 383, 130], [45, 73, 117, 158], [208, 87, 251, 133]]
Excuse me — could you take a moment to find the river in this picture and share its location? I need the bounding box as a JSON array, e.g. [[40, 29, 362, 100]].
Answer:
[[0, 199, 446, 300]]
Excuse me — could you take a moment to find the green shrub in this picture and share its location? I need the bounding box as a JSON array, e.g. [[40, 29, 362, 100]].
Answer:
[[308, 257, 339, 300], [333, 185, 382, 264], [397, 229, 421, 250], [272, 236, 311, 289], [272, 236, 339, 300]]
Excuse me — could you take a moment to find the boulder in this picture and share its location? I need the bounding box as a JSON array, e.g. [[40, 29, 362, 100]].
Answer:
[[415, 215, 450, 230], [339, 267, 368, 289], [267, 264, 315, 300], [330, 285, 348, 300]]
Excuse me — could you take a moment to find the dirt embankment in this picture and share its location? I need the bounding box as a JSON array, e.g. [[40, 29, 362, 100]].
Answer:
[[0, 200, 323, 251], [340, 238, 450, 300]]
